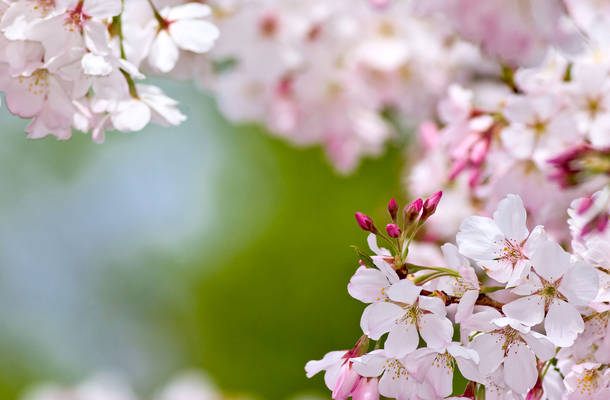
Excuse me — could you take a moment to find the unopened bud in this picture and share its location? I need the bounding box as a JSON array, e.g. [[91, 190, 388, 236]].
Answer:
[[405, 198, 423, 222], [422, 191, 443, 219], [355, 212, 376, 232], [388, 198, 398, 220], [352, 377, 379, 400], [386, 223, 401, 238]]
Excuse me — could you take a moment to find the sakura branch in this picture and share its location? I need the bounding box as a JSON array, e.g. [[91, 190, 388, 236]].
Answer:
[[306, 192, 609, 400]]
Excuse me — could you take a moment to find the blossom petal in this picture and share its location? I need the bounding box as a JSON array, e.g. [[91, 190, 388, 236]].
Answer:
[[558, 261, 599, 306], [530, 240, 570, 283], [471, 333, 504, 374], [385, 321, 419, 358], [348, 266, 390, 303], [504, 342, 537, 394], [305, 350, 345, 378], [544, 299, 584, 347], [418, 295, 446, 316], [149, 31, 179, 73], [502, 295, 545, 326], [419, 314, 453, 349], [360, 302, 403, 340], [387, 279, 421, 304], [493, 194, 529, 242], [170, 19, 219, 53], [522, 331, 555, 362], [456, 216, 504, 260], [167, 3, 212, 20]]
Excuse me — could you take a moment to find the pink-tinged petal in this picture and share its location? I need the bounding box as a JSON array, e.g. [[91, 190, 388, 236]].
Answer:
[[461, 308, 503, 333], [367, 234, 390, 256], [385, 321, 419, 358], [503, 342, 537, 394], [167, 3, 212, 20], [386, 279, 421, 305], [511, 272, 542, 295], [305, 350, 346, 378], [455, 290, 478, 323], [493, 194, 529, 242], [455, 357, 483, 383], [522, 331, 555, 362], [530, 240, 570, 283], [83, 20, 111, 56], [483, 259, 515, 284], [360, 302, 403, 340], [332, 365, 360, 400], [558, 261, 599, 306], [544, 299, 584, 347], [169, 19, 219, 53], [418, 295, 446, 316], [83, 0, 122, 18], [522, 225, 547, 257], [111, 100, 150, 132], [348, 266, 390, 303], [471, 333, 504, 374], [351, 350, 386, 378], [502, 295, 545, 326], [425, 354, 453, 398], [373, 258, 399, 284], [456, 216, 504, 260], [447, 342, 479, 363], [5, 77, 45, 118], [506, 259, 531, 287], [351, 377, 379, 400], [419, 314, 453, 349], [149, 31, 179, 73]]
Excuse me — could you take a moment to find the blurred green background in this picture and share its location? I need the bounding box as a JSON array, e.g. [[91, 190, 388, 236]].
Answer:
[[0, 80, 404, 399]]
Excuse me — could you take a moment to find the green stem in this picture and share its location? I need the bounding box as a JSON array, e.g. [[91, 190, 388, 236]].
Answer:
[[412, 272, 453, 285], [480, 286, 505, 294], [112, 3, 139, 99], [406, 263, 461, 277]]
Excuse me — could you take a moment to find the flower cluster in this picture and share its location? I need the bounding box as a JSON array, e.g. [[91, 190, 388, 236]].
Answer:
[[196, 0, 487, 172], [0, 0, 219, 141], [306, 192, 609, 400]]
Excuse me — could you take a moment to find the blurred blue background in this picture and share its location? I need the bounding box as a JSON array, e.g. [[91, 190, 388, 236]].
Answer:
[[0, 80, 403, 399]]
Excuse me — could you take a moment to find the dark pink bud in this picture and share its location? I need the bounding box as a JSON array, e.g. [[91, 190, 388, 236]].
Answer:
[[332, 363, 360, 400], [388, 198, 398, 220], [422, 191, 443, 219], [577, 197, 594, 215], [355, 212, 376, 232], [386, 223, 401, 238], [405, 198, 423, 222], [525, 377, 543, 400]]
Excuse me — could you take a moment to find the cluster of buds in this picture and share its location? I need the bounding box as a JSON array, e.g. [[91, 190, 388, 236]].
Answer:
[[307, 191, 609, 400]]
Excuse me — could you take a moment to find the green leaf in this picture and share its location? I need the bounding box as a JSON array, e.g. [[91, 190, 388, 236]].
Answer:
[[351, 245, 376, 269]]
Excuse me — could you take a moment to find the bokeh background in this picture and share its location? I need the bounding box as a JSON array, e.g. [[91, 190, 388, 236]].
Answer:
[[0, 79, 405, 399]]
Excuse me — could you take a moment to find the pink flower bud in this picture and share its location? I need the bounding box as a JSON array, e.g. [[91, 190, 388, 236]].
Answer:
[[386, 223, 401, 238], [355, 212, 376, 232], [388, 198, 398, 220], [332, 363, 360, 400], [422, 191, 442, 219], [352, 378, 379, 400], [405, 198, 423, 222]]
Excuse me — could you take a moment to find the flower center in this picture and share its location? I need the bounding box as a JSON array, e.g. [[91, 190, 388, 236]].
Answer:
[[576, 369, 600, 395], [19, 69, 50, 97], [499, 239, 525, 264], [385, 359, 409, 381]]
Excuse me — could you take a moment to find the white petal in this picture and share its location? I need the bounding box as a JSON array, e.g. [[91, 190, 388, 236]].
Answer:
[[348, 266, 390, 303], [83, 20, 111, 55], [425, 354, 453, 398], [530, 240, 570, 283], [351, 349, 386, 377], [503, 342, 537, 394], [83, 0, 122, 18], [447, 342, 479, 363], [387, 279, 421, 304], [111, 99, 150, 132], [360, 302, 403, 340], [522, 331, 555, 362], [373, 258, 399, 283], [500, 124, 535, 159], [418, 295, 446, 316], [169, 19, 219, 53], [455, 290, 478, 323], [385, 321, 419, 358], [544, 299, 584, 347], [305, 350, 345, 378], [502, 295, 545, 326], [81, 53, 112, 76], [558, 261, 599, 306], [419, 314, 453, 349], [493, 194, 529, 242], [148, 31, 179, 73], [456, 216, 504, 260], [471, 333, 504, 374], [167, 3, 212, 20]]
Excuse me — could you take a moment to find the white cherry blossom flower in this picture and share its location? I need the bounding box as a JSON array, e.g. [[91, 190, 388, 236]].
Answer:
[[502, 240, 598, 346], [360, 279, 453, 358], [456, 194, 546, 286]]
